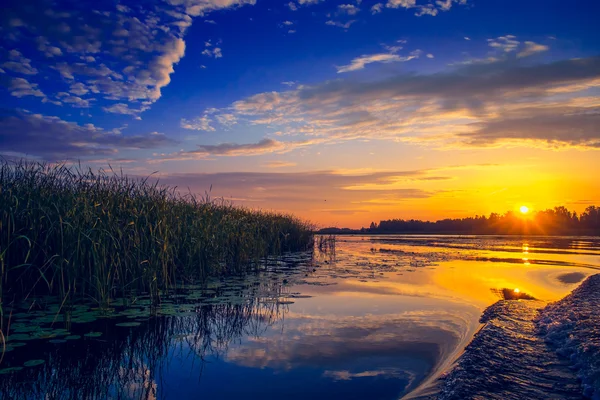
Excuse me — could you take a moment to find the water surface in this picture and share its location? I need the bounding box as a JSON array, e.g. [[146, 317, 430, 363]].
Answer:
[[2, 235, 599, 399]]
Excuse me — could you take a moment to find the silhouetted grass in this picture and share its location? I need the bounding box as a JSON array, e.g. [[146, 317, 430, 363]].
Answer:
[[0, 160, 313, 308]]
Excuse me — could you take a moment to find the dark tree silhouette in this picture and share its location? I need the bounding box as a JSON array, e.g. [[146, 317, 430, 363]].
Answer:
[[318, 206, 600, 236]]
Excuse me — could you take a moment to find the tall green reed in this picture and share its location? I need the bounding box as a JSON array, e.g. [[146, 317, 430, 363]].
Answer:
[[0, 160, 314, 308]]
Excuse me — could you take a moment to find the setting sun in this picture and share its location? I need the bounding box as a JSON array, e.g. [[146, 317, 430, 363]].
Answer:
[[520, 206, 530, 214]]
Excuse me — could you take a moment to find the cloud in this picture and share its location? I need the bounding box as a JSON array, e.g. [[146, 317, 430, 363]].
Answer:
[[197, 139, 286, 155], [56, 92, 90, 108], [103, 103, 147, 117], [0, 0, 257, 120], [517, 41, 549, 58], [325, 20, 356, 29], [158, 138, 326, 161], [459, 107, 600, 149], [386, 0, 417, 8], [263, 161, 297, 168], [202, 41, 223, 58], [371, 3, 384, 13], [338, 4, 361, 15], [337, 50, 421, 73], [0, 110, 174, 161], [154, 168, 454, 211], [181, 115, 216, 131], [163, 0, 256, 17], [215, 113, 238, 127], [6, 77, 45, 98], [487, 35, 520, 53], [1, 50, 38, 75], [384, 0, 466, 16], [36, 37, 63, 58], [200, 56, 600, 150]]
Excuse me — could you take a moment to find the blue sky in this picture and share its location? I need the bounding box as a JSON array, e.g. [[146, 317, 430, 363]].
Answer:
[[1, 0, 599, 226]]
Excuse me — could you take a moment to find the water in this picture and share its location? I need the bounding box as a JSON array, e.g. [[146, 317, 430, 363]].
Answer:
[[1, 235, 599, 400]]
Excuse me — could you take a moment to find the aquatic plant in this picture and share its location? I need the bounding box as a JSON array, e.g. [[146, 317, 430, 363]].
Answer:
[[0, 277, 289, 399], [0, 159, 314, 310]]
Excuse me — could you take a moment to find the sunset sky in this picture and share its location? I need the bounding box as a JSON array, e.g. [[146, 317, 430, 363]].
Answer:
[[1, 0, 598, 228]]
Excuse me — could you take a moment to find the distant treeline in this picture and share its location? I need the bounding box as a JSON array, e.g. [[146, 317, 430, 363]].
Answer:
[[318, 206, 600, 236]]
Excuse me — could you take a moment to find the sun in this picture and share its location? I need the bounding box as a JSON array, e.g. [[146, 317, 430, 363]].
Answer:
[[520, 205, 529, 214]]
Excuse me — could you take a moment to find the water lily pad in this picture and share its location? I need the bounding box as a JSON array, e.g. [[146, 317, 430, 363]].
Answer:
[[64, 335, 81, 340], [115, 322, 141, 327], [6, 334, 33, 341], [84, 332, 103, 337], [24, 359, 45, 367], [71, 316, 97, 323], [277, 300, 295, 305], [0, 367, 23, 374], [7, 342, 26, 347]]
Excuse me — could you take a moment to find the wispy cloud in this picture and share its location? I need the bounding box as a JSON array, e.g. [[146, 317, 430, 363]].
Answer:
[[325, 20, 356, 29], [181, 115, 216, 131], [193, 56, 600, 150], [336, 49, 421, 73], [264, 161, 298, 168], [517, 41, 549, 58]]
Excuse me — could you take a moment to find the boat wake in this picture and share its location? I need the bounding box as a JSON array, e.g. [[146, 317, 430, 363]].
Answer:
[[433, 274, 600, 400]]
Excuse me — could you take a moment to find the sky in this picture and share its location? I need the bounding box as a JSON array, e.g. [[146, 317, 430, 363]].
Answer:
[[1, 0, 599, 228]]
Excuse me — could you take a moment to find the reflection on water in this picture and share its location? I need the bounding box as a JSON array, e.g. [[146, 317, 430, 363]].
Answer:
[[1, 235, 599, 399]]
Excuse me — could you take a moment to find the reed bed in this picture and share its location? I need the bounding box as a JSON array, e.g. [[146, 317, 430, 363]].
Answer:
[[0, 160, 314, 308]]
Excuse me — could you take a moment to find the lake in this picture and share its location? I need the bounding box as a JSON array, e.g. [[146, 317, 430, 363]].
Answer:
[[2, 235, 599, 399]]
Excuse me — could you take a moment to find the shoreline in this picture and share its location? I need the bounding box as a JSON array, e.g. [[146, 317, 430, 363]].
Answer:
[[422, 273, 600, 400]]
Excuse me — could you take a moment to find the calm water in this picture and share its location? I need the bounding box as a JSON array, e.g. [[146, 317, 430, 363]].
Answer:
[[2, 235, 599, 400]]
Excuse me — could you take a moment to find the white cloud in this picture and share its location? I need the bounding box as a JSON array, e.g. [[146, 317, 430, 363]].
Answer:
[[337, 50, 421, 73], [215, 113, 238, 127], [1, 0, 259, 119], [385, 0, 467, 16], [1, 50, 38, 75], [7, 77, 45, 98], [103, 103, 147, 117], [426, 53, 434, 58], [56, 92, 90, 108], [181, 115, 215, 131], [487, 35, 520, 53], [202, 47, 223, 58], [371, 3, 384, 13], [415, 4, 438, 16], [164, 0, 257, 17], [386, 0, 416, 8], [325, 20, 356, 29], [517, 41, 549, 58], [338, 4, 360, 15]]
